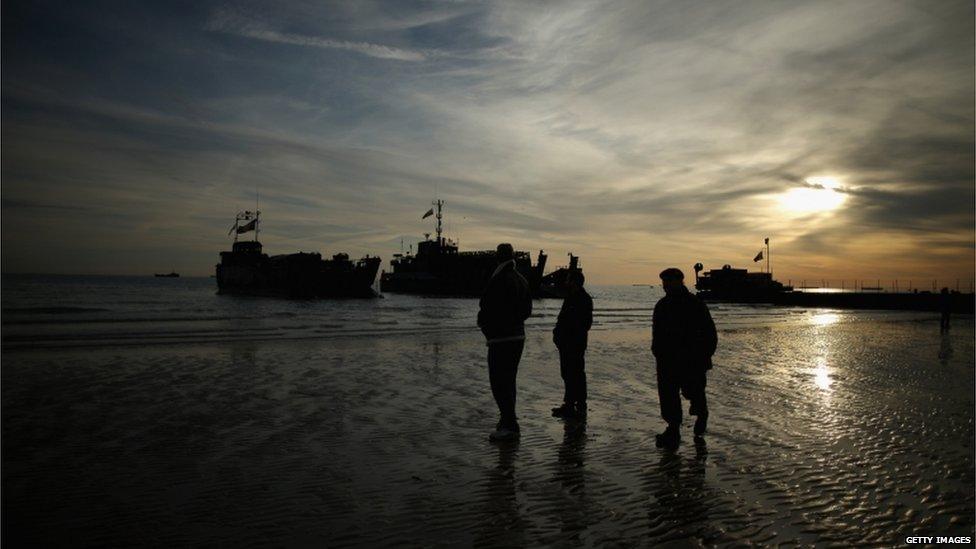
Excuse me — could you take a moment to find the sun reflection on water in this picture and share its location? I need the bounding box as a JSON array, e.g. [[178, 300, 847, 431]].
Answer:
[[813, 357, 833, 391], [810, 312, 840, 326]]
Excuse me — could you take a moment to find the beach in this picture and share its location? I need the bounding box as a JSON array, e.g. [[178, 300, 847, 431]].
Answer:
[[2, 277, 974, 546]]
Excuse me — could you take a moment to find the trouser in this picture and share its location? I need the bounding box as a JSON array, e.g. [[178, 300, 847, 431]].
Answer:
[[941, 312, 951, 331], [656, 364, 707, 428], [558, 345, 587, 405], [488, 340, 525, 427]]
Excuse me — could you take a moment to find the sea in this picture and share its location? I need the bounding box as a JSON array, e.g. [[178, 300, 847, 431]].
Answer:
[[0, 274, 940, 350]]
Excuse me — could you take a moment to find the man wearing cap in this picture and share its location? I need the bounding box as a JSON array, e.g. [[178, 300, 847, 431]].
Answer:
[[651, 267, 717, 449], [478, 243, 533, 441]]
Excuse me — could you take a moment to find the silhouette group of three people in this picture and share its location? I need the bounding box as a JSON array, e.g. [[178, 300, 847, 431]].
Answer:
[[477, 243, 718, 449]]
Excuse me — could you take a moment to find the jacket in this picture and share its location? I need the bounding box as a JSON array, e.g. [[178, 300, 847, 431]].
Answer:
[[651, 286, 717, 370], [478, 260, 532, 344], [553, 289, 593, 350]]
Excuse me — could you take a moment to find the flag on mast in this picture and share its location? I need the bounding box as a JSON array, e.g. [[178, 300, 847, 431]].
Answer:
[[422, 208, 435, 219], [753, 250, 764, 262], [237, 219, 258, 234]]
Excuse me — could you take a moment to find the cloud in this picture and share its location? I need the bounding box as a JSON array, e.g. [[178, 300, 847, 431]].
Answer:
[[206, 7, 429, 61], [1, 0, 972, 281]]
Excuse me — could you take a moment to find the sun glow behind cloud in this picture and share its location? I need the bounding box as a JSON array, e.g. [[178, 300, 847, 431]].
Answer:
[[777, 177, 848, 214]]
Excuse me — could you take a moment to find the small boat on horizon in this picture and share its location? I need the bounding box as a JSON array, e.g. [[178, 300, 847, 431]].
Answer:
[[154, 272, 180, 278]]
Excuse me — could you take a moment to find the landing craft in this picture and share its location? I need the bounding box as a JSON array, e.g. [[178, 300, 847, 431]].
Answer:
[[215, 210, 381, 298], [380, 200, 582, 297], [694, 239, 974, 313]]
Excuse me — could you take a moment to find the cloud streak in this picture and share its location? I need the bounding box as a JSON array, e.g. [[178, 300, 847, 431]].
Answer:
[[206, 6, 430, 61]]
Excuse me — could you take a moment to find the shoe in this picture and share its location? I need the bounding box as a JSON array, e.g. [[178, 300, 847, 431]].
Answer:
[[489, 425, 520, 441], [551, 404, 572, 418], [655, 427, 680, 450]]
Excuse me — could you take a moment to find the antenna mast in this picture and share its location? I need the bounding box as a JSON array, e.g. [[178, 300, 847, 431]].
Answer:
[[255, 186, 260, 242], [434, 199, 443, 244]]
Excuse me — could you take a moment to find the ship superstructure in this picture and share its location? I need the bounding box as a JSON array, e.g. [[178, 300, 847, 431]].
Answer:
[[380, 200, 553, 297]]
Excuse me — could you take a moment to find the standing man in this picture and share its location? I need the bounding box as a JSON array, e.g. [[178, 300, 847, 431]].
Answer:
[[939, 287, 952, 333], [651, 268, 717, 450], [478, 243, 533, 441], [551, 270, 593, 420]]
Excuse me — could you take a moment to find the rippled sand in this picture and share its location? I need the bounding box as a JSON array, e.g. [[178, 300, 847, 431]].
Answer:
[[3, 315, 973, 546]]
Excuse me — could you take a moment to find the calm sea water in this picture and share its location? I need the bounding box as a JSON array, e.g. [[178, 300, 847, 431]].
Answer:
[[1, 274, 939, 350]]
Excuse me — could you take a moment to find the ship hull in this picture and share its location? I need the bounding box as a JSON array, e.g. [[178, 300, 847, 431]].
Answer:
[[699, 291, 975, 314], [380, 258, 542, 297], [216, 249, 380, 299]]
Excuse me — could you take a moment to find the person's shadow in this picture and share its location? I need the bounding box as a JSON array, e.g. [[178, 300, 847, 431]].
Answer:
[[474, 440, 526, 547]]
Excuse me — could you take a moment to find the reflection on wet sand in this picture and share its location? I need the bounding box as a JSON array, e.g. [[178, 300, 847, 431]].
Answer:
[[475, 441, 526, 548], [939, 334, 954, 364], [554, 421, 590, 542], [644, 442, 710, 543]]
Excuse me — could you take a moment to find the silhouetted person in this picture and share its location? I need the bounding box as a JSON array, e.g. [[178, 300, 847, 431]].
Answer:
[[940, 287, 951, 333], [478, 243, 532, 441], [551, 270, 593, 420], [652, 268, 717, 450]]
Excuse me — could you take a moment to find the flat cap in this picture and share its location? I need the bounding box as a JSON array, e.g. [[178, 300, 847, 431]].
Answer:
[[659, 267, 684, 280]]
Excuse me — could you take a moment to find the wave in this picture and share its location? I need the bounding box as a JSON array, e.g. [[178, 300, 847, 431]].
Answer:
[[2, 306, 111, 314]]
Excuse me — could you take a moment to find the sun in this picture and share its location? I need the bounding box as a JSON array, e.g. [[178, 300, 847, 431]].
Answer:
[[778, 176, 847, 214]]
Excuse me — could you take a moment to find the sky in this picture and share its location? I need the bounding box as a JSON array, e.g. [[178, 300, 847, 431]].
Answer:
[[2, 0, 973, 285]]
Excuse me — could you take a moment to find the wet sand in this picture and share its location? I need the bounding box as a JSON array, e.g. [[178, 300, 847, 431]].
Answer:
[[3, 315, 974, 546]]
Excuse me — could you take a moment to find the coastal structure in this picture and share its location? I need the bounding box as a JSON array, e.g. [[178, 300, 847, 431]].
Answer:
[[215, 210, 381, 298], [381, 200, 575, 297]]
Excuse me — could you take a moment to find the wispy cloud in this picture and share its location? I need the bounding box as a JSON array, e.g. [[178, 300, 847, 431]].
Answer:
[[206, 7, 429, 61]]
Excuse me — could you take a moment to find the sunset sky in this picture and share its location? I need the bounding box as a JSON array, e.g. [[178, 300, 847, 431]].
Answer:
[[2, 1, 973, 285]]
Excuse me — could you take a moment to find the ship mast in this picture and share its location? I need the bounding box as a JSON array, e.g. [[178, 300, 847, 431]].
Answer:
[[434, 199, 444, 245], [255, 186, 260, 243]]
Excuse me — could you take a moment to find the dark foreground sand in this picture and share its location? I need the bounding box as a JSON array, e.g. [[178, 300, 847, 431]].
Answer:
[[3, 316, 974, 546]]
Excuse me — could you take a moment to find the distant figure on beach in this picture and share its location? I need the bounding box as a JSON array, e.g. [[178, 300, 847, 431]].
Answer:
[[940, 287, 951, 332], [478, 243, 533, 441], [652, 268, 717, 450], [551, 270, 593, 420]]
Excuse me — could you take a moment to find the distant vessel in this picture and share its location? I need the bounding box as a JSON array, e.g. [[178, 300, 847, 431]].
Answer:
[[694, 263, 792, 300], [215, 210, 381, 298], [693, 243, 973, 313], [154, 272, 180, 278], [694, 238, 792, 300], [381, 200, 570, 297]]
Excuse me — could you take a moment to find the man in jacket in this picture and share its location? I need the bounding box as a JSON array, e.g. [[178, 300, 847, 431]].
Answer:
[[551, 270, 593, 420], [478, 243, 533, 441], [651, 267, 717, 450]]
